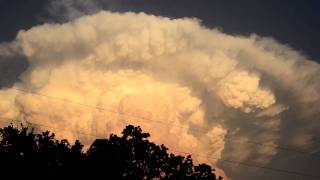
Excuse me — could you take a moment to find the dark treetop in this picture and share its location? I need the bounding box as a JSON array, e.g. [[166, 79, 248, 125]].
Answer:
[[0, 124, 222, 179]]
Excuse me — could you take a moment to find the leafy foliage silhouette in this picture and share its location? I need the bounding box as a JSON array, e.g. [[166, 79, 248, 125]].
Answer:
[[0, 124, 222, 179]]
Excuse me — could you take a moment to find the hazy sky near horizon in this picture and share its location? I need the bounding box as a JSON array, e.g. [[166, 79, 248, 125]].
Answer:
[[0, 1, 319, 180]]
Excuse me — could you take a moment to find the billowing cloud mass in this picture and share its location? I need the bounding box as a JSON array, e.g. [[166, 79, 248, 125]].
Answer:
[[0, 11, 320, 179]]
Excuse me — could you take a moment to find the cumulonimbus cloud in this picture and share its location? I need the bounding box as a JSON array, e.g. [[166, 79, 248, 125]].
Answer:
[[0, 11, 319, 179]]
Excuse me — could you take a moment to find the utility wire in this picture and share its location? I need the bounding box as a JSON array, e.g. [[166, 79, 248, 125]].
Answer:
[[170, 149, 320, 179], [9, 87, 320, 158], [0, 117, 319, 179]]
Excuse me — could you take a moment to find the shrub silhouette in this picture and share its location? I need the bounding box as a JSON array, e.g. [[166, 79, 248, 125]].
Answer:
[[0, 124, 222, 179]]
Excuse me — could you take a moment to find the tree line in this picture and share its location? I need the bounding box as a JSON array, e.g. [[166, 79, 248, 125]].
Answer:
[[0, 123, 222, 179]]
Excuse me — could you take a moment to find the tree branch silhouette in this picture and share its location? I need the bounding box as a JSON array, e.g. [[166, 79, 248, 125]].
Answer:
[[0, 123, 222, 179]]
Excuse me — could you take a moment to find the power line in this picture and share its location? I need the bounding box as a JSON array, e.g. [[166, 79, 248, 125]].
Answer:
[[0, 117, 104, 139], [12, 87, 153, 121], [213, 157, 320, 179], [6, 87, 320, 158], [170, 149, 320, 179], [1, 117, 318, 180], [223, 135, 320, 159]]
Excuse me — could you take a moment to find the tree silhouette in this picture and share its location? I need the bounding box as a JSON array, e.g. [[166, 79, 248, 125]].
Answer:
[[0, 124, 222, 179]]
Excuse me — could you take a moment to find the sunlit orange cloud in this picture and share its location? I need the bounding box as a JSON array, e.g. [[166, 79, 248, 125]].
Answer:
[[1, 11, 320, 179]]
